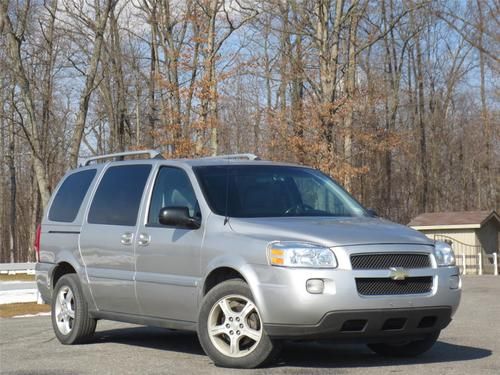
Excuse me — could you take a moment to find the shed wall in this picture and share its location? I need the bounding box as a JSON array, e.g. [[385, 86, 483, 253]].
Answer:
[[476, 220, 499, 254], [420, 229, 477, 246], [416, 229, 479, 272]]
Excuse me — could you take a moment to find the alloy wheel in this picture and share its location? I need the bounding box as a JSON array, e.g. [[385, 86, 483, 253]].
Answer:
[[54, 286, 75, 335], [207, 294, 263, 358]]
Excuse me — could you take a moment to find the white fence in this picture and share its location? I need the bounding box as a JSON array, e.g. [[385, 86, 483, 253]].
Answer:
[[431, 235, 499, 275], [0, 262, 36, 275], [0, 263, 41, 304], [460, 252, 499, 276]]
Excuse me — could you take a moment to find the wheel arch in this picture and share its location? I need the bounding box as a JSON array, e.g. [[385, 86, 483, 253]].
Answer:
[[51, 251, 97, 311], [203, 267, 247, 296], [200, 257, 269, 322], [51, 251, 83, 288], [52, 262, 77, 289]]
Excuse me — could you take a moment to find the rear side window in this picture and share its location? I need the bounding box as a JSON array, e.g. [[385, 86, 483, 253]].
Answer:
[[49, 169, 97, 222], [88, 165, 151, 226]]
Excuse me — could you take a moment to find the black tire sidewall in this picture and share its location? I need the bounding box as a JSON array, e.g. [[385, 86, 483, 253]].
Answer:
[[51, 274, 94, 344], [197, 279, 278, 368]]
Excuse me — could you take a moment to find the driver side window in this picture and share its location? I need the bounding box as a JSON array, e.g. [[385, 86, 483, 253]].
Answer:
[[148, 167, 200, 225]]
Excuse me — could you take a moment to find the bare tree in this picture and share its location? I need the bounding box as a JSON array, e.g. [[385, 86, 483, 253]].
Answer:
[[67, 0, 115, 168], [0, 1, 52, 208], [197, 0, 258, 155], [1, 0, 498, 262]]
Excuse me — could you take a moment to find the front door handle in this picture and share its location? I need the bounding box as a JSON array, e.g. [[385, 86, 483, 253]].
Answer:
[[120, 232, 134, 245], [137, 233, 151, 246]]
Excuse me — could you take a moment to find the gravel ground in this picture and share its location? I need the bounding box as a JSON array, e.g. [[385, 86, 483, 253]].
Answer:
[[0, 276, 498, 375]]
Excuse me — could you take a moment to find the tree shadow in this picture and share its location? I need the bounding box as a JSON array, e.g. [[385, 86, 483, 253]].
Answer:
[[92, 326, 492, 369]]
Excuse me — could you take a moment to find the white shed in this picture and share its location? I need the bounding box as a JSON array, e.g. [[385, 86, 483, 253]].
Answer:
[[408, 211, 500, 275]]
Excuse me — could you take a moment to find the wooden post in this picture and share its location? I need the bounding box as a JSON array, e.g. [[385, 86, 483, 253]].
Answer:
[[494, 253, 498, 276], [478, 252, 482, 275], [462, 253, 467, 275]]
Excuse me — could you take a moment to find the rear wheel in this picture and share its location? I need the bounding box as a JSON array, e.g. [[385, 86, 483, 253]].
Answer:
[[51, 274, 96, 344], [367, 330, 440, 357], [198, 279, 281, 368]]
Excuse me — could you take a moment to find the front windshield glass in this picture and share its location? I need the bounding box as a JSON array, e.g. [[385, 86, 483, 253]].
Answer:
[[194, 165, 368, 218]]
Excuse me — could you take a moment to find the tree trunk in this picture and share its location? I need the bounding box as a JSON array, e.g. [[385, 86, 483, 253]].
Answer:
[[147, 2, 159, 148], [8, 114, 17, 263], [185, 12, 200, 137], [68, 0, 114, 168], [476, 0, 494, 208], [415, 37, 428, 212], [317, 0, 344, 146], [344, 2, 359, 192], [109, 7, 128, 152], [263, 15, 273, 157], [199, 0, 219, 155], [0, 2, 52, 208], [278, 1, 290, 158]]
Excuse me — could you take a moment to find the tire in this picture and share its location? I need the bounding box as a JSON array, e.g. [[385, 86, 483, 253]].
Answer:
[[197, 279, 281, 368], [51, 274, 97, 344], [367, 330, 440, 357]]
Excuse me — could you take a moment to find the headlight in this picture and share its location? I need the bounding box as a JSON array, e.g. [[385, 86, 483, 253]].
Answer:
[[267, 241, 337, 268], [434, 241, 456, 266]]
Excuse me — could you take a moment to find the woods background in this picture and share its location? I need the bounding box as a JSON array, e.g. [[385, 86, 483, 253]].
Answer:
[[0, 0, 498, 262]]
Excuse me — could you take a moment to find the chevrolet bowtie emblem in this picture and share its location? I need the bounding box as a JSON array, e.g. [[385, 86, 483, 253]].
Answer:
[[389, 267, 408, 281]]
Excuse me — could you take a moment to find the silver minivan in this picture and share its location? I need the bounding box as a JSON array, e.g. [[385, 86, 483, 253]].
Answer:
[[36, 150, 461, 368]]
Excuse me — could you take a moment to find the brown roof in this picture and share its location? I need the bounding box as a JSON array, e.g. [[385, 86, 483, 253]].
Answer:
[[408, 210, 500, 227]]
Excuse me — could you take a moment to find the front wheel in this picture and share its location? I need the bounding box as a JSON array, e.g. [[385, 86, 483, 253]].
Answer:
[[367, 330, 440, 357], [197, 279, 281, 368], [51, 274, 96, 344]]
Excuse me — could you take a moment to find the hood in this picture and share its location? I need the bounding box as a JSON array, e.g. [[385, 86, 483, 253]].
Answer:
[[229, 216, 433, 248]]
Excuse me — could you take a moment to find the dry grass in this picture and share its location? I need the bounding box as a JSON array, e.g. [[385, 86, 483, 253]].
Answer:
[[0, 274, 35, 282], [0, 302, 50, 318]]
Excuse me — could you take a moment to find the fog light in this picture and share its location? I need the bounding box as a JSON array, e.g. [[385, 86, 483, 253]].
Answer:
[[306, 279, 324, 294], [449, 275, 460, 289]]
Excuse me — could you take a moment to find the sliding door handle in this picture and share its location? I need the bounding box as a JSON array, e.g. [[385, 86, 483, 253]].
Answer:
[[120, 232, 134, 245], [137, 233, 151, 246]]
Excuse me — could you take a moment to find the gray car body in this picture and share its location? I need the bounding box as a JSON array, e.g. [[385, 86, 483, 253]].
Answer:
[[36, 158, 461, 337]]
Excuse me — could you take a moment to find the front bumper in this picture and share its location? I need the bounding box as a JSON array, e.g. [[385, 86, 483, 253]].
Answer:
[[265, 306, 451, 341], [252, 264, 461, 325], [249, 244, 461, 332]]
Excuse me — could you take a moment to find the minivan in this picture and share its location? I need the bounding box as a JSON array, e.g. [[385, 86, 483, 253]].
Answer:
[[36, 150, 461, 368]]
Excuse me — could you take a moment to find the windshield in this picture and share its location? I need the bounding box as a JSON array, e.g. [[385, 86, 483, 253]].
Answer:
[[194, 165, 368, 218]]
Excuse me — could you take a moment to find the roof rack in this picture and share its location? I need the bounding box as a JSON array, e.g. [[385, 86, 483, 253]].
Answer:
[[81, 150, 163, 167], [202, 153, 260, 161]]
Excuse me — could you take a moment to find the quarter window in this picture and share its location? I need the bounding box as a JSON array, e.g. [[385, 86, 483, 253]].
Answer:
[[148, 167, 200, 225], [49, 169, 96, 222], [88, 165, 151, 226]]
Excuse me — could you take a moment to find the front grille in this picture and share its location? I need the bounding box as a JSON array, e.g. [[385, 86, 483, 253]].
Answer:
[[356, 277, 433, 296], [351, 253, 431, 270]]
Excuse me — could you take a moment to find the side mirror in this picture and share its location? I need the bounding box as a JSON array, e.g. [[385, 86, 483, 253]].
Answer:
[[366, 208, 378, 217], [158, 207, 201, 229]]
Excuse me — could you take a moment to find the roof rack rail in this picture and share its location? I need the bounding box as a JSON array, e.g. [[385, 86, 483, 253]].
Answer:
[[81, 150, 163, 167], [202, 153, 260, 161]]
